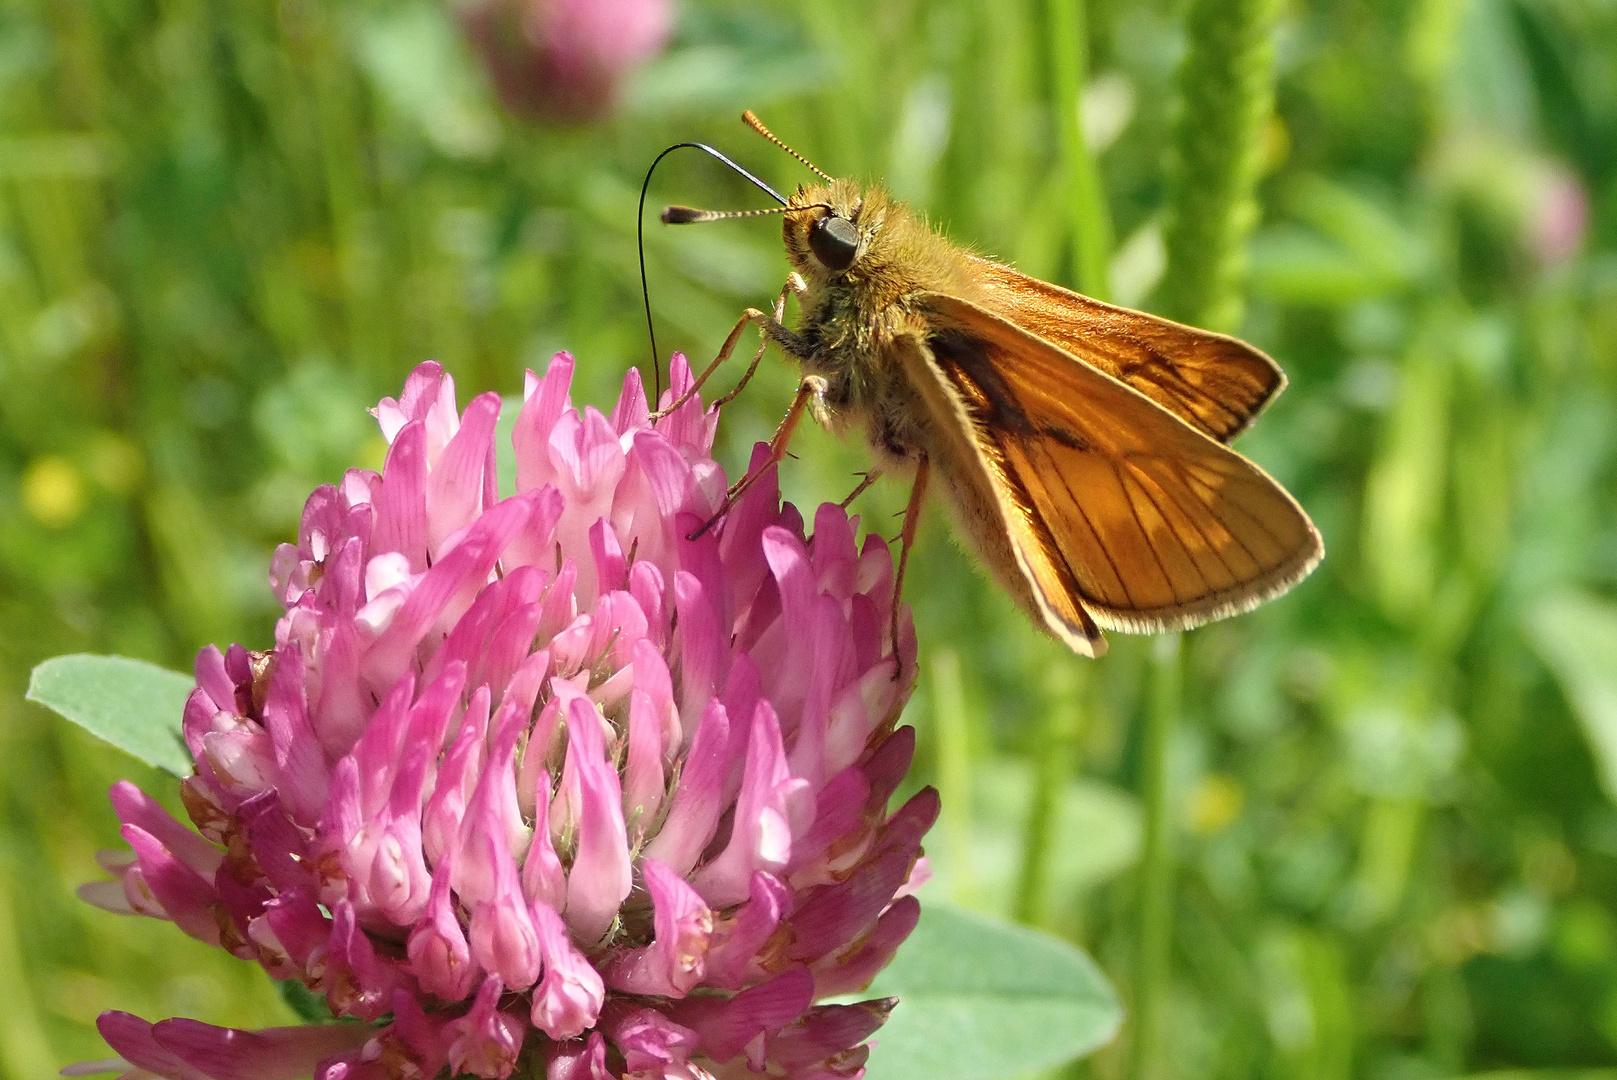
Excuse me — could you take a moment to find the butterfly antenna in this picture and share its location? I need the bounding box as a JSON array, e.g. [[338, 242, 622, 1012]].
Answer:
[[742, 111, 834, 183], [638, 141, 790, 401], [662, 202, 832, 224]]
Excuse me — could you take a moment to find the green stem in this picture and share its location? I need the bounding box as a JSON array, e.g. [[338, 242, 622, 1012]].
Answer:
[[1157, 0, 1284, 331], [1014, 660, 1085, 925], [932, 648, 977, 906], [1129, 634, 1182, 1080], [1046, 0, 1113, 298], [0, 880, 56, 1080]]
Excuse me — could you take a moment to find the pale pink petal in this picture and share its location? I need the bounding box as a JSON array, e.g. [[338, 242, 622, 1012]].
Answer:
[[601, 859, 711, 997], [447, 977, 527, 1080], [407, 854, 478, 1002], [530, 903, 606, 1040]]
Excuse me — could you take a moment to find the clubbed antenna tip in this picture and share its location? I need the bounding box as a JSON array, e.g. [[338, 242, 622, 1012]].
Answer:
[[662, 205, 712, 224]]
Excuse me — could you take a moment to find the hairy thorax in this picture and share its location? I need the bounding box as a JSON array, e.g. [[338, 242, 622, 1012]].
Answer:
[[780, 179, 980, 467]]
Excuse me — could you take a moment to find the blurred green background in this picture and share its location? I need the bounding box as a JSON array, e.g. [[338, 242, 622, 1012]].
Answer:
[[4, 0, 1617, 1078]]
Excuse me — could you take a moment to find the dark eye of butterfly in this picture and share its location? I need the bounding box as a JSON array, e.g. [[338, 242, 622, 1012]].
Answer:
[[809, 215, 860, 272]]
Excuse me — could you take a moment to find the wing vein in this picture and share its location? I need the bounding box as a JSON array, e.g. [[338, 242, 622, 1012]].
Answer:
[[1109, 458, 1181, 605], [1126, 459, 1237, 596], [1177, 460, 1286, 556], [1037, 439, 1137, 609]]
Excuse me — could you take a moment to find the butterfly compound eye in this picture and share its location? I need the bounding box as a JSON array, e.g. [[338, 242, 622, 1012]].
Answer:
[[809, 215, 860, 272]]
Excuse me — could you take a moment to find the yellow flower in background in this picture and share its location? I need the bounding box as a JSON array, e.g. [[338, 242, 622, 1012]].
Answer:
[[21, 455, 86, 528], [1187, 773, 1245, 836]]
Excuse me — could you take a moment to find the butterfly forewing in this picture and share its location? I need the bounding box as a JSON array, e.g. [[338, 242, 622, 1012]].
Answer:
[[889, 333, 1109, 656], [913, 292, 1323, 634], [965, 255, 1285, 443]]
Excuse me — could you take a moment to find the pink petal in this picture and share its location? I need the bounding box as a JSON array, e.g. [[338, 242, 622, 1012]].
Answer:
[[640, 699, 730, 878], [621, 663, 668, 843], [310, 619, 367, 759], [671, 965, 814, 1064], [599, 1005, 699, 1075], [702, 871, 792, 990], [601, 859, 711, 997], [588, 518, 627, 596], [609, 366, 650, 434], [407, 854, 478, 1002], [465, 827, 542, 990], [530, 903, 605, 1040], [421, 686, 492, 868], [785, 789, 938, 963], [690, 701, 812, 908], [671, 569, 724, 731], [255, 889, 330, 974], [371, 420, 430, 573], [767, 1001, 893, 1073], [653, 354, 715, 456], [147, 1018, 375, 1080], [447, 977, 528, 1079], [94, 1012, 210, 1080], [811, 897, 921, 998], [514, 353, 575, 496], [192, 646, 236, 713], [561, 693, 632, 944], [120, 825, 220, 945], [426, 391, 501, 554], [323, 901, 400, 1021], [455, 684, 536, 904], [259, 642, 328, 826], [521, 769, 566, 912], [361, 494, 536, 694], [543, 1033, 610, 1080], [786, 766, 870, 884], [108, 783, 221, 878]]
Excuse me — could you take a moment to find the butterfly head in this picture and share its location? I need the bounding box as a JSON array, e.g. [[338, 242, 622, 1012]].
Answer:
[[783, 179, 888, 284]]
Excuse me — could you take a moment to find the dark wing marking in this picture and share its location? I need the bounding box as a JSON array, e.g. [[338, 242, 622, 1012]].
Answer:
[[964, 254, 1286, 443], [917, 292, 1322, 634], [888, 333, 1107, 657]]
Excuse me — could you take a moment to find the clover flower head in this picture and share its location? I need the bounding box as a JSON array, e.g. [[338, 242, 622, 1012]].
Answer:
[[78, 354, 934, 1080], [461, 0, 671, 124]]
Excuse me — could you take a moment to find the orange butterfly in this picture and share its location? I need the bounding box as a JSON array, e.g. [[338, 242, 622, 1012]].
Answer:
[[655, 112, 1322, 657]]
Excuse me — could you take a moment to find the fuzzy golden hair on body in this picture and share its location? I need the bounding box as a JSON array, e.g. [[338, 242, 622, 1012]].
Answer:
[[664, 113, 1323, 657]]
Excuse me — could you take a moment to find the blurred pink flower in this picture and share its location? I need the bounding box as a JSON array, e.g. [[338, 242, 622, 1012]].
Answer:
[[1530, 163, 1589, 268], [461, 0, 670, 124], [74, 355, 932, 1080]]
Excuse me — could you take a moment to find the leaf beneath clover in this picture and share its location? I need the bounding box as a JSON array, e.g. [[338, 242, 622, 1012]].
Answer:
[[862, 902, 1121, 1080], [27, 654, 194, 776], [1527, 592, 1617, 803]]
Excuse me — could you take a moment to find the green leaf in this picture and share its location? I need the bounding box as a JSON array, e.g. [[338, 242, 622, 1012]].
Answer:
[[279, 979, 335, 1024], [1526, 593, 1617, 802], [27, 655, 194, 776], [863, 903, 1121, 1080]]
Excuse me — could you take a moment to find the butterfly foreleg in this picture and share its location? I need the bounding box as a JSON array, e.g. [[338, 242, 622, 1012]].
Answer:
[[686, 374, 827, 542], [889, 453, 929, 678], [712, 274, 806, 409], [838, 469, 883, 508], [650, 274, 805, 421]]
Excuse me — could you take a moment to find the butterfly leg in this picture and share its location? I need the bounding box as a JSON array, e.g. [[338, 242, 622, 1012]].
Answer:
[[713, 274, 806, 409], [839, 469, 882, 508], [889, 453, 930, 677], [650, 274, 805, 421], [687, 375, 826, 541]]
